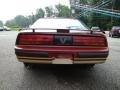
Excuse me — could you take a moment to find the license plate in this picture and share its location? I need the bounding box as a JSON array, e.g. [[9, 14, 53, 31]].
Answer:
[[52, 59, 73, 64], [57, 54, 72, 58], [54, 36, 72, 46]]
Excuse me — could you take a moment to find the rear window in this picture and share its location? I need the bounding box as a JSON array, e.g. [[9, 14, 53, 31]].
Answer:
[[31, 18, 88, 30], [112, 26, 120, 30], [91, 27, 100, 30]]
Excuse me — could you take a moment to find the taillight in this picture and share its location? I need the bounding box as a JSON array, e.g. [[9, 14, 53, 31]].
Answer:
[[73, 36, 106, 46], [17, 35, 53, 45]]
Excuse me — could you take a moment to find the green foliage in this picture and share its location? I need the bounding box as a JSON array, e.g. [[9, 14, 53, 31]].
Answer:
[[45, 6, 54, 17], [110, 0, 120, 10], [44, 4, 71, 18], [27, 15, 34, 25], [5, 8, 45, 28], [10, 28, 20, 31], [5, 16, 29, 28], [78, 0, 120, 30], [14, 15, 30, 28], [79, 0, 88, 4], [5, 4, 70, 28], [5, 19, 18, 28], [55, 4, 71, 18], [27, 8, 45, 25], [36, 8, 45, 19]]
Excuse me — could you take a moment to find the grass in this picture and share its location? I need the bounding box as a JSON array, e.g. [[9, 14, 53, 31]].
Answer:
[[10, 28, 20, 31]]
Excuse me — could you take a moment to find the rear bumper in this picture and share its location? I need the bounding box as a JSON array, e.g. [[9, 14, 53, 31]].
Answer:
[[112, 33, 120, 36], [15, 46, 108, 64], [17, 57, 106, 64]]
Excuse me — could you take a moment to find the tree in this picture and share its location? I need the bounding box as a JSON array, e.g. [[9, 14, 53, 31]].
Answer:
[[77, 0, 120, 30], [27, 8, 45, 25], [113, 0, 120, 10], [55, 4, 71, 18], [45, 6, 54, 17], [79, 0, 88, 4], [5, 19, 18, 28], [5, 8, 45, 28], [35, 8, 45, 19], [4, 4, 72, 28], [28, 13, 36, 25], [14, 15, 30, 28], [5, 15, 30, 28], [0, 20, 3, 27]]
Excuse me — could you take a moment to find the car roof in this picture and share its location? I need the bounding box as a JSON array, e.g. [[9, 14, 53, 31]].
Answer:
[[112, 26, 120, 29]]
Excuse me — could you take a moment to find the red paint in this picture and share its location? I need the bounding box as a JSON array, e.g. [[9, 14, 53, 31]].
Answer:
[[15, 32, 109, 61]]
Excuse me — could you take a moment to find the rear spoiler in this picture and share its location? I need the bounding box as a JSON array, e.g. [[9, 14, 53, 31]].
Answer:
[[19, 28, 94, 33], [19, 28, 91, 32]]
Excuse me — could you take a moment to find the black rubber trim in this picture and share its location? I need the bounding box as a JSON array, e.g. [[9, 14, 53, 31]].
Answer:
[[15, 49, 48, 57], [78, 52, 109, 58], [112, 34, 120, 36]]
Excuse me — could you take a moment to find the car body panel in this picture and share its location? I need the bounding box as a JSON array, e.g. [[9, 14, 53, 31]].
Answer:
[[15, 18, 109, 64]]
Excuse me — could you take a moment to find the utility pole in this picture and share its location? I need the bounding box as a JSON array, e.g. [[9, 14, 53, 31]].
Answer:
[[111, 0, 115, 26]]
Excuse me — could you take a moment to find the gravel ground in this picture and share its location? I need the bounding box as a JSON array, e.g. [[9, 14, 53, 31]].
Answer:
[[0, 31, 120, 90]]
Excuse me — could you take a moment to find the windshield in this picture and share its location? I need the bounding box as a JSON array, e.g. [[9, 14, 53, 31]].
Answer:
[[31, 18, 88, 30]]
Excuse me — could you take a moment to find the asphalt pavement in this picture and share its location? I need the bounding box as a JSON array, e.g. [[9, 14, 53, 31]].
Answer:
[[0, 31, 120, 90]]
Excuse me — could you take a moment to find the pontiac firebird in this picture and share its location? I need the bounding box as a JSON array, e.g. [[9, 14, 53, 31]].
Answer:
[[15, 18, 109, 67]]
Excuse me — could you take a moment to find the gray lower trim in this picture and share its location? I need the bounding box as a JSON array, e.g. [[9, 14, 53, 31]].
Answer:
[[73, 60, 105, 64], [78, 52, 108, 58], [18, 58, 106, 64]]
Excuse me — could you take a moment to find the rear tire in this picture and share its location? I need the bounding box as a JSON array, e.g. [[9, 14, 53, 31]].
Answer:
[[111, 34, 114, 38], [109, 33, 111, 37], [23, 63, 29, 66], [85, 64, 95, 68], [23, 63, 33, 69]]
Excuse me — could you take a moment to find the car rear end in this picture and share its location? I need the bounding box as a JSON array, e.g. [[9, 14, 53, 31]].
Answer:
[[15, 18, 109, 64], [15, 31, 108, 64]]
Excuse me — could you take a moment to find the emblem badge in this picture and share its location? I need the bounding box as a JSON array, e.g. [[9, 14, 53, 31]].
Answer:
[[60, 37, 66, 44]]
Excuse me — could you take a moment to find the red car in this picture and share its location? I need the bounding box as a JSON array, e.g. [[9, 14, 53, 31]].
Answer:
[[15, 18, 109, 67]]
